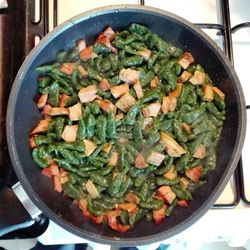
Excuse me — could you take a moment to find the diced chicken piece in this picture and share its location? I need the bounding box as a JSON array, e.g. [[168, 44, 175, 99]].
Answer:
[[146, 151, 165, 166], [160, 132, 185, 157], [134, 153, 148, 169], [203, 85, 214, 101], [185, 165, 202, 182], [49, 107, 69, 116], [68, 103, 82, 121], [161, 96, 170, 115], [189, 70, 205, 85], [213, 86, 225, 100], [181, 123, 192, 134], [30, 118, 50, 135], [163, 165, 177, 180], [37, 94, 48, 109], [53, 175, 62, 193], [133, 81, 144, 99], [108, 151, 119, 166], [110, 83, 129, 99], [125, 192, 140, 204], [168, 96, 177, 112], [182, 52, 194, 63], [142, 102, 161, 117], [177, 200, 188, 207], [60, 63, 76, 75], [61, 125, 78, 142], [177, 57, 190, 69], [99, 79, 111, 91], [142, 117, 153, 129], [77, 65, 88, 78], [115, 112, 124, 121], [180, 177, 190, 190], [78, 85, 97, 103], [85, 179, 99, 199], [102, 143, 112, 154], [179, 70, 192, 83], [115, 203, 137, 213], [137, 48, 151, 60], [177, 52, 194, 69], [115, 93, 136, 113], [77, 39, 86, 52], [169, 83, 183, 98], [103, 26, 116, 41], [157, 186, 176, 204], [153, 204, 167, 224], [150, 77, 159, 89], [119, 68, 140, 84], [162, 95, 177, 114], [80, 46, 98, 62], [100, 99, 117, 113], [59, 94, 70, 107], [29, 137, 36, 148], [192, 144, 206, 159], [83, 139, 97, 157]]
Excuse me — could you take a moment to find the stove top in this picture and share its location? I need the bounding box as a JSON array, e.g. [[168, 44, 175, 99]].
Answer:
[[0, 0, 249, 244]]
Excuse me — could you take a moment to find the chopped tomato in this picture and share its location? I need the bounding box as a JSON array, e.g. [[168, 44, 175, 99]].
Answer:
[[60, 63, 76, 75], [108, 151, 119, 166], [29, 137, 36, 148], [116, 203, 137, 213], [153, 204, 167, 224], [78, 198, 87, 212], [150, 77, 158, 89], [83, 210, 103, 224], [185, 165, 202, 182], [80, 46, 97, 62], [100, 99, 117, 113], [125, 192, 140, 204], [157, 186, 176, 204], [99, 79, 111, 91], [37, 94, 48, 109], [53, 175, 62, 193], [59, 94, 70, 107], [169, 83, 183, 98], [177, 200, 188, 207], [134, 153, 148, 169], [41, 163, 59, 178]]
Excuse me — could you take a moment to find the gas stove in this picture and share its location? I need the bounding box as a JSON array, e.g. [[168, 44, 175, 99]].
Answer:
[[0, 0, 249, 249]]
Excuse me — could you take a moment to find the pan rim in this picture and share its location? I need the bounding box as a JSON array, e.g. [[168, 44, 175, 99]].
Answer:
[[6, 4, 246, 246]]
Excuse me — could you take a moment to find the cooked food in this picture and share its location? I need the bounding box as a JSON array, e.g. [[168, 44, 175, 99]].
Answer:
[[30, 23, 225, 232]]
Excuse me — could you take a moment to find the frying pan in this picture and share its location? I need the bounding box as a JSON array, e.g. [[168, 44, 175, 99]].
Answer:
[[4, 5, 246, 246]]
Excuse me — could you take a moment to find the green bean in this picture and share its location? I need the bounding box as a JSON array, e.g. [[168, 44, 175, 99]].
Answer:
[[114, 176, 132, 198], [86, 114, 96, 139], [140, 182, 149, 201], [93, 43, 111, 54], [213, 95, 225, 111], [171, 186, 192, 200], [156, 177, 179, 186], [141, 71, 155, 87], [181, 108, 205, 124], [154, 157, 173, 175], [87, 195, 106, 216], [62, 182, 83, 200], [34, 135, 52, 145], [107, 112, 116, 139], [135, 174, 147, 188], [108, 173, 124, 197], [32, 148, 48, 168], [165, 199, 177, 216], [97, 165, 114, 176], [139, 90, 160, 104], [96, 115, 107, 143], [48, 82, 60, 107], [120, 211, 129, 225], [206, 102, 225, 120], [38, 77, 51, 88], [129, 208, 146, 226], [133, 113, 144, 142], [56, 141, 85, 152], [129, 23, 149, 35], [173, 119, 187, 143], [90, 173, 109, 187], [122, 56, 144, 67], [126, 104, 141, 125], [87, 67, 102, 81], [58, 148, 80, 165], [140, 199, 164, 209]]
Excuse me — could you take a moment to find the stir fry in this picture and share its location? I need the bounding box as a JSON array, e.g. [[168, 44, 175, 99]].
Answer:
[[30, 23, 225, 232]]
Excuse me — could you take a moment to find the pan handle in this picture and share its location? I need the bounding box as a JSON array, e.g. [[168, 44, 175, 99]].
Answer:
[[0, 182, 41, 236]]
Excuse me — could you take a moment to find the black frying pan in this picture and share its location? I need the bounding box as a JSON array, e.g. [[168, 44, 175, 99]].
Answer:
[[4, 5, 246, 246]]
